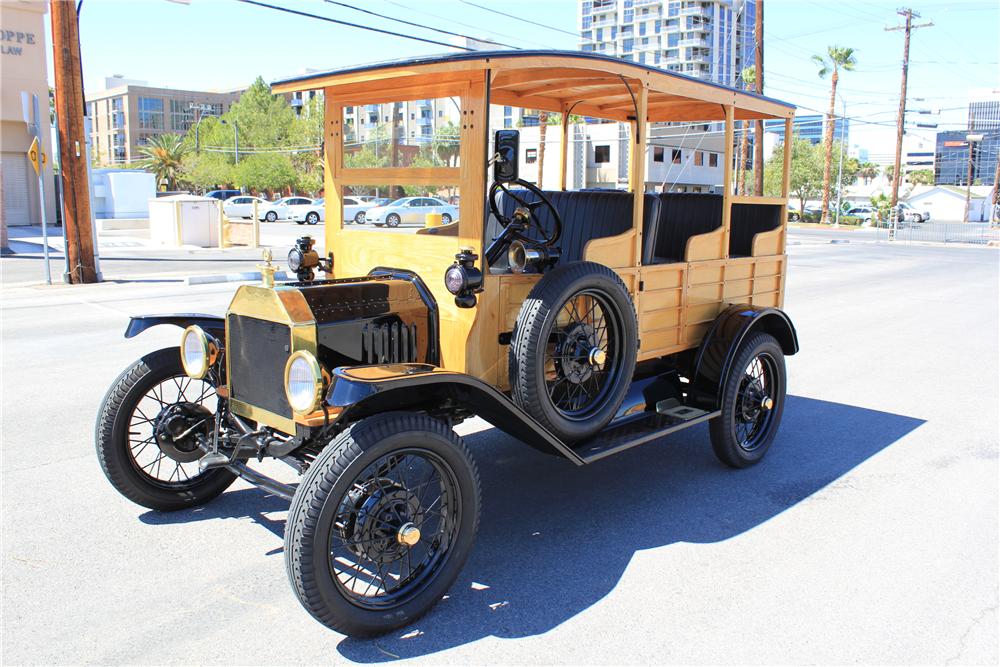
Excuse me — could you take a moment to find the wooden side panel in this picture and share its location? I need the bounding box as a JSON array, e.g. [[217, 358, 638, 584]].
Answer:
[[584, 230, 636, 268], [685, 227, 726, 262], [751, 227, 784, 256], [637, 263, 686, 360]]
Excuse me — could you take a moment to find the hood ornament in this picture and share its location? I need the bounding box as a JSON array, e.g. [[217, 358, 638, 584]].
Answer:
[[258, 248, 277, 289]]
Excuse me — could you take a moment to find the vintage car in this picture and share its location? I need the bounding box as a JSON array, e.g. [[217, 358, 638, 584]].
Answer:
[[97, 51, 799, 637]]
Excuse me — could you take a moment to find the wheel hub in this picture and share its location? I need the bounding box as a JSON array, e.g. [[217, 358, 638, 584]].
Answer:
[[344, 479, 424, 564], [154, 403, 213, 463], [559, 322, 606, 384], [738, 379, 771, 422]]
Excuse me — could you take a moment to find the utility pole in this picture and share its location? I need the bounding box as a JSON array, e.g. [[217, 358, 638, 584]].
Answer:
[[51, 0, 98, 283], [885, 8, 933, 213], [964, 113, 982, 223], [753, 0, 764, 196]]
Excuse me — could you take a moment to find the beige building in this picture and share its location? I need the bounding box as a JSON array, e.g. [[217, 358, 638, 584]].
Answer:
[[87, 78, 242, 165], [1, 0, 57, 233]]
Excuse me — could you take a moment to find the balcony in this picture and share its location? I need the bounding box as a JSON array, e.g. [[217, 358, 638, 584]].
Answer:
[[634, 0, 660, 6], [679, 37, 708, 47], [591, 15, 616, 27], [681, 6, 711, 18]]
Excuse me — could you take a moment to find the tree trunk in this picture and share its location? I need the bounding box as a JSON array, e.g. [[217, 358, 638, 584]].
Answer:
[[820, 70, 838, 224], [537, 111, 548, 187], [737, 121, 749, 195]]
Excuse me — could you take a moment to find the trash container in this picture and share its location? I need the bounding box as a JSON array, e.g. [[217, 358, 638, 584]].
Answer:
[[148, 194, 220, 247]]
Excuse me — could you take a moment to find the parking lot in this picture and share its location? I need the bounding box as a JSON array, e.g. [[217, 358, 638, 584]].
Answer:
[[1, 235, 997, 664]]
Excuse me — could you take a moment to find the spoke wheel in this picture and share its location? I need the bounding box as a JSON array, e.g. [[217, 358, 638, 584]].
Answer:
[[285, 413, 480, 637], [510, 261, 637, 443], [710, 332, 787, 468], [96, 347, 236, 511]]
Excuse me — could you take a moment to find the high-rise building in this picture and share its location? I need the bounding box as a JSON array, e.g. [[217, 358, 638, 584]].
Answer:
[[934, 130, 998, 187], [87, 77, 243, 165], [763, 114, 849, 146], [578, 0, 755, 88], [968, 88, 1000, 132]]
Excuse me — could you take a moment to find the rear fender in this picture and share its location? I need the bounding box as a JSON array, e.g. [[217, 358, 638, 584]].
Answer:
[[324, 364, 585, 464], [124, 314, 226, 341], [690, 305, 799, 410]]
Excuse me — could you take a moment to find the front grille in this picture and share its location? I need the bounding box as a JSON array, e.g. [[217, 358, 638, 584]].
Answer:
[[361, 321, 418, 364], [227, 314, 293, 418]]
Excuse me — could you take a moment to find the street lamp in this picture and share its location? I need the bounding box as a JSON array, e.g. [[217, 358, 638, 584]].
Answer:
[[221, 119, 239, 164], [964, 133, 983, 222], [834, 93, 846, 227]]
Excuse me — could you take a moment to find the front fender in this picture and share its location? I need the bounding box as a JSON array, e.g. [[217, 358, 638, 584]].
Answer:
[[690, 305, 799, 410], [124, 314, 226, 341], [324, 364, 585, 464]]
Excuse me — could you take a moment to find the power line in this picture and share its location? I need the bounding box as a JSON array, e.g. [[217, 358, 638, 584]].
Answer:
[[458, 0, 581, 38], [321, 0, 521, 50], [234, 0, 475, 52], [382, 0, 552, 49]]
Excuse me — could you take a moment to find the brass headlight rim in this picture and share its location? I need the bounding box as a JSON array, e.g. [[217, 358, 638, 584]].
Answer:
[[180, 325, 213, 380], [284, 349, 324, 415]]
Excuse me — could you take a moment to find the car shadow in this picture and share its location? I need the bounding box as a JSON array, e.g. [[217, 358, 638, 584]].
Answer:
[[138, 395, 924, 657], [336, 395, 924, 661]]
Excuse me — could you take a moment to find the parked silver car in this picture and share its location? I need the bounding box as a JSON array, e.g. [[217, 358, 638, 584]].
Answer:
[[366, 197, 459, 228]]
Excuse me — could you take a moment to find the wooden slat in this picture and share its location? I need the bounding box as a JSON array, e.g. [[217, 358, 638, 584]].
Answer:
[[731, 195, 786, 205], [630, 83, 648, 268], [337, 167, 460, 186], [721, 104, 735, 258]]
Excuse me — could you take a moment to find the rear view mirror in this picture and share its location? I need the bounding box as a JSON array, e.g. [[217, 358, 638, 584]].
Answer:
[[493, 129, 519, 183]]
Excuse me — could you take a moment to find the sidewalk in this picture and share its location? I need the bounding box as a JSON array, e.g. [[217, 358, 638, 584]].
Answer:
[[1, 223, 312, 287]]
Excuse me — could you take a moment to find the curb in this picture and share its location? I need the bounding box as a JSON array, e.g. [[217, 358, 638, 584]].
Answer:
[[186, 270, 292, 286]]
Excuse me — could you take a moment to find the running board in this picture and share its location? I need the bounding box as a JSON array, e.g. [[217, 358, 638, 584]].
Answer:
[[573, 406, 721, 464]]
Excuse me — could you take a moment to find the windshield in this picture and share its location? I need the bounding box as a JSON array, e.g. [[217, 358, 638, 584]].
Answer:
[[385, 198, 410, 207]]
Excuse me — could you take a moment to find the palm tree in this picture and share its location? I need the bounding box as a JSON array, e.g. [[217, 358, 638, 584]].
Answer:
[[858, 162, 879, 185], [737, 66, 756, 195], [536, 110, 549, 187], [137, 133, 188, 191], [812, 46, 857, 223]]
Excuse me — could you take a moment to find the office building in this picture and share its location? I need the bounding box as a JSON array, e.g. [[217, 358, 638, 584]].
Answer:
[[934, 130, 998, 187], [764, 114, 848, 146], [86, 78, 242, 165], [968, 88, 1000, 132], [579, 0, 755, 88]]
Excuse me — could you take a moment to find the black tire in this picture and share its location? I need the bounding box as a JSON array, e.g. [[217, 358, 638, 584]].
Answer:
[[385, 214, 401, 228], [306, 212, 320, 225], [509, 261, 638, 442], [440, 213, 452, 225], [95, 347, 236, 511], [285, 413, 480, 637], [265, 211, 278, 222], [789, 212, 800, 222], [354, 211, 366, 224], [709, 332, 787, 468]]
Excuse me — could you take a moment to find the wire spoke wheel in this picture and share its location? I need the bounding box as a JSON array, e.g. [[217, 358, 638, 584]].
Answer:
[[543, 289, 623, 421], [710, 332, 787, 468], [328, 449, 460, 610], [127, 374, 217, 488]]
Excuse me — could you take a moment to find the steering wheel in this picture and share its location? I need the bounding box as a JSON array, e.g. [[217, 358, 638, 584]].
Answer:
[[485, 179, 563, 266]]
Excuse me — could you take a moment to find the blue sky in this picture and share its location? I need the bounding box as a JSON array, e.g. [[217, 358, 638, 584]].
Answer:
[[62, 0, 998, 161]]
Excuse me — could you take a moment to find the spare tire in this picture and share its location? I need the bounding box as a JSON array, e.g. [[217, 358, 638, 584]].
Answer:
[[509, 261, 638, 442]]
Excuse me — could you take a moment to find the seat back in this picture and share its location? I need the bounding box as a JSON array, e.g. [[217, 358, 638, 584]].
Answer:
[[645, 193, 723, 263], [489, 189, 657, 265]]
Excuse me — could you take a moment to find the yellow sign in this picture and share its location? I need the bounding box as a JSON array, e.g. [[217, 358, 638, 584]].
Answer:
[[27, 136, 40, 176]]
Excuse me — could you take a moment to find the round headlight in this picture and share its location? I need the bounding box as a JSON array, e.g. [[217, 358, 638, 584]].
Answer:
[[287, 247, 304, 272], [180, 325, 210, 379], [444, 265, 467, 295], [284, 350, 323, 414]]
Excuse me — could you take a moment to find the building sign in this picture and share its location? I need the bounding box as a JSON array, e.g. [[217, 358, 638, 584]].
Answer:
[[1, 29, 36, 56], [943, 140, 968, 148]]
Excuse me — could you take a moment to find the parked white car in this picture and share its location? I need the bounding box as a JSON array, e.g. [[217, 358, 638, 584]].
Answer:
[[222, 195, 267, 219], [257, 196, 313, 222], [288, 197, 379, 225], [343, 196, 379, 224], [897, 201, 931, 223], [366, 197, 459, 228]]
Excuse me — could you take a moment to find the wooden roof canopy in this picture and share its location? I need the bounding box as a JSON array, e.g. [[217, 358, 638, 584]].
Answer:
[[272, 51, 795, 123]]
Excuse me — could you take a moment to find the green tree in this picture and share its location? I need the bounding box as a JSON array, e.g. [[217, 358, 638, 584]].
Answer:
[[763, 136, 824, 215], [870, 192, 892, 225], [907, 168, 934, 185], [235, 154, 298, 195], [812, 45, 857, 223], [136, 133, 188, 190]]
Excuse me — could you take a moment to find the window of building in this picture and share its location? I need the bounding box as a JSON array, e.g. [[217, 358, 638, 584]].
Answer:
[[504, 117, 513, 128], [694, 151, 704, 166], [137, 97, 164, 130], [623, 38, 634, 53], [692, 186, 703, 193], [623, 8, 633, 22], [639, 52, 646, 64], [653, 146, 664, 162], [582, 15, 592, 29], [709, 152, 718, 167], [421, 125, 432, 136], [672, 149, 682, 164], [582, 0, 592, 14], [668, 2, 679, 17], [596, 27, 603, 41], [438, 110, 444, 117], [595, 145, 611, 163], [525, 148, 538, 164], [667, 33, 679, 47], [169, 99, 194, 131], [639, 22, 646, 36]]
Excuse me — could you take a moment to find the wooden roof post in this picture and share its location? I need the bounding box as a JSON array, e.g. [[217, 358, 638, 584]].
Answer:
[[559, 104, 570, 191], [721, 104, 735, 259], [631, 81, 648, 268], [323, 93, 343, 263]]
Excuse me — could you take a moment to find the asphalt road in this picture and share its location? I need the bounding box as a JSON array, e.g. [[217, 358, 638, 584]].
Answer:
[[2, 239, 997, 664]]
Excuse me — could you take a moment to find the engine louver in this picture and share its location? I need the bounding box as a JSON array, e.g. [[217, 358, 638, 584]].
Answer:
[[362, 321, 418, 364]]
